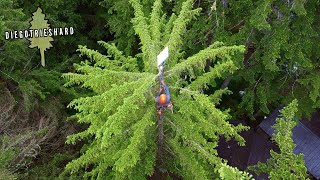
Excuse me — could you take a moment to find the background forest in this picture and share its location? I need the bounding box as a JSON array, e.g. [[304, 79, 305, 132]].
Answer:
[[0, 0, 319, 179]]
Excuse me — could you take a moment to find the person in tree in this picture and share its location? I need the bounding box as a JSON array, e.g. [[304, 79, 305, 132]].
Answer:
[[156, 79, 173, 115]]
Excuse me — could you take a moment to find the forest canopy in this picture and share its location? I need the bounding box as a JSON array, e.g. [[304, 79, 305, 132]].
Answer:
[[0, 0, 319, 179]]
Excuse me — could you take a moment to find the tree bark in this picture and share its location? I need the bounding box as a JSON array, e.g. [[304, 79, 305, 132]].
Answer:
[[221, 75, 232, 89], [156, 114, 165, 171]]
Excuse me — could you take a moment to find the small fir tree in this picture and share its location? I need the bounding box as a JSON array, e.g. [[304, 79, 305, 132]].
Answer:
[[249, 100, 309, 179]]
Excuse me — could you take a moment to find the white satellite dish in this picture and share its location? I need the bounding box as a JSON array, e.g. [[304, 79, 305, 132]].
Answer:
[[157, 47, 169, 67]]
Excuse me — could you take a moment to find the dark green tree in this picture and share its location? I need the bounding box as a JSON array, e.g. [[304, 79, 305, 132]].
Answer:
[[158, 0, 320, 120]]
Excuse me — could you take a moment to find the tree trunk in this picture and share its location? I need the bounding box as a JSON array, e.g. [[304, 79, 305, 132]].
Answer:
[[221, 75, 232, 89], [156, 114, 164, 171]]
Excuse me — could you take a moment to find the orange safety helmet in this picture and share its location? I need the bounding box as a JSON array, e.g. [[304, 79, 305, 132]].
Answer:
[[159, 94, 167, 104]]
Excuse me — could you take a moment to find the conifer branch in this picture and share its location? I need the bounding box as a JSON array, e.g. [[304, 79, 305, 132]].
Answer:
[[129, 0, 153, 71], [163, 13, 177, 44], [189, 60, 238, 90], [167, 42, 245, 78], [150, 0, 162, 49], [63, 65, 154, 93], [166, 0, 201, 65], [169, 138, 210, 179], [114, 110, 155, 173], [219, 163, 253, 180], [98, 41, 138, 72], [77, 45, 121, 70]]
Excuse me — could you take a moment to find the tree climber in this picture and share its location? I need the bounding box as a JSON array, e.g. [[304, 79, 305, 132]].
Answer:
[[156, 47, 172, 115], [156, 79, 173, 115]]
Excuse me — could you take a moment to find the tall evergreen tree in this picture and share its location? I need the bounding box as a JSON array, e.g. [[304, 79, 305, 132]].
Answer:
[[63, 0, 250, 179]]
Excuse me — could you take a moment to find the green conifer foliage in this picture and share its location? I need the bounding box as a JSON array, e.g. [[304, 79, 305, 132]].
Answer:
[[170, 0, 320, 119], [249, 100, 309, 179], [100, 0, 154, 56], [0, 0, 31, 69], [219, 163, 253, 180], [224, 0, 320, 118], [63, 0, 250, 179]]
